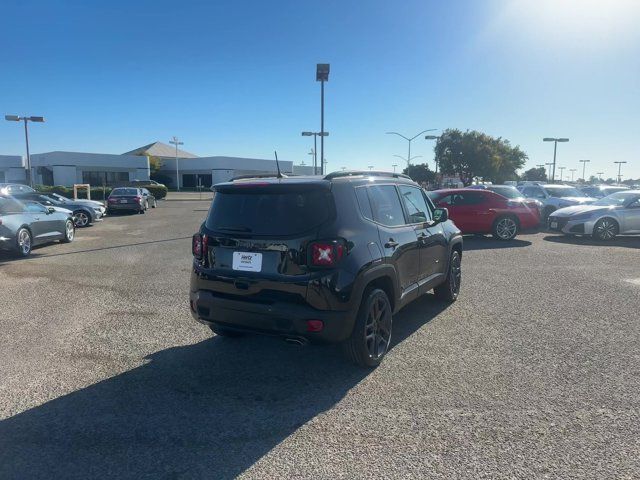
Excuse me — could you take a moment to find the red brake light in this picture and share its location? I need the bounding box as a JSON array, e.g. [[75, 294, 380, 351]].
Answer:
[[310, 241, 345, 267], [192, 234, 203, 259], [134, 196, 141, 201]]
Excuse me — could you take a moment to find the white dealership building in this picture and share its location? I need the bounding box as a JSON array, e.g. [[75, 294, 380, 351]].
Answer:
[[1, 141, 298, 188]]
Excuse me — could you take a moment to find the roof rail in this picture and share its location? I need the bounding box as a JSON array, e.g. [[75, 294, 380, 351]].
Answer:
[[324, 170, 412, 181], [230, 173, 289, 181]]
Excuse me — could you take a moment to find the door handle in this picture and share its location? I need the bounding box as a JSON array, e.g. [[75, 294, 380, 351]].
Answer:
[[384, 239, 399, 249]]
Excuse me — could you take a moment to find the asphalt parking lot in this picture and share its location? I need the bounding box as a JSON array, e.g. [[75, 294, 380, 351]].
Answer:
[[1, 200, 638, 479]]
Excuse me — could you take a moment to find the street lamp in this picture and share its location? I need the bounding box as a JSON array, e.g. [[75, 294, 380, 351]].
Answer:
[[316, 63, 330, 175], [393, 154, 421, 168], [579, 159, 590, 182], [5, 114, 45, 188], [169, 136, 183, 191], [425, 134, 440, 174], [558, 166, 566, 182], [543, 137, 569, 183], [596, 172, 604, 181], [391, 163, 398, 173], [367, 165, 374, 171], [614, 161, 627, 184], [302, 131, 329, 174], [545, 162, 553, 181], [569, 168, 577, 182], [386, 129, 436, 170]]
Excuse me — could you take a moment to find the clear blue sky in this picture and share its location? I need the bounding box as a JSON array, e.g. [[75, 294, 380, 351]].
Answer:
[[1, 0, 639, 179]]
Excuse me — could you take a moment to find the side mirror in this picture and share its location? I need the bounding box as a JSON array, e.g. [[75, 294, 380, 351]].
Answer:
[[433, 207, 448, 223], [47, 206, 56, 214]]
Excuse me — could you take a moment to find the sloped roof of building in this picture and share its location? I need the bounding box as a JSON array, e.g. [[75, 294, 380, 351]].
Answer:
[[123, 141, 199, 158]]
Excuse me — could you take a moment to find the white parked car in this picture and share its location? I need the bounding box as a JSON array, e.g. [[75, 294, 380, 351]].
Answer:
[[517, 184, 594, 219]]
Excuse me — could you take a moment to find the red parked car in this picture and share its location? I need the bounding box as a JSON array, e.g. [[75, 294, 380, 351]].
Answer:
[[427, 188, 540, 240]]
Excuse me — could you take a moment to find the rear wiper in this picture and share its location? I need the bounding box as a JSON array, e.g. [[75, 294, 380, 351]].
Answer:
[[217, 226, 252, 232]]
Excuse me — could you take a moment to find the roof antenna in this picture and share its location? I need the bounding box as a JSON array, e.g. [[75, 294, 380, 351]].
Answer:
[[274, 150, 283, 179]]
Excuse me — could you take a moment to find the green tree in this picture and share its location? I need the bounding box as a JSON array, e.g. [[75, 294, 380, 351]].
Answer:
[[402, 163, 436, 184], [521, 166, 547, 181], [434, 129, 527, 185], [147, 155, 163, 176]]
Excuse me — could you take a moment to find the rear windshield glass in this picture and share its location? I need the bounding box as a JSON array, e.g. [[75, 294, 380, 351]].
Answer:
[[487, 186, 521, 199], [0, 198, 26, 214], [206, 189, 333, 236], [111, 188, 138, 196]]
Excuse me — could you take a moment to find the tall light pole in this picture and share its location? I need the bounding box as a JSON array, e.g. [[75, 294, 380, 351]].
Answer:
[[169, 136, 183, 191], [579, 159, 590, 182], [316, 64, 330, 175], [596, 172, 604, 181], [391, 164, 398, 173], [569, 168, 577, 182], [614, 161, 627, 184], [368, 165, 374, 171], [393, 154, 422, 169], [558, 166, 566, 182], [425, 134, 440, 174], [5, 115, 45, 188], [387, 129, 437, 170], [545, 162, 554, 181], [543, 137, 569, 183], [302, 131, 329, 174]]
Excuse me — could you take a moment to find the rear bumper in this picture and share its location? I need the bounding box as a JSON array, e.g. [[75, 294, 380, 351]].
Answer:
[[107, 203, 142, 211], [190, 289, 357, 343]]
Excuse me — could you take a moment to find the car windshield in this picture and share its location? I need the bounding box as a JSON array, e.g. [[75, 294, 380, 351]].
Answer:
[[111, 188, 138, 196], [593, 192, 638, 206], [543, 186, 584, 198], [487, 186, 522, 199]]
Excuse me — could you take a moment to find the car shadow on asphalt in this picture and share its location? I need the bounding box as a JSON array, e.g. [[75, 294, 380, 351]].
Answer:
[[543, 234, 640, 249], [0, 294, 447, 479], [462, 235, 532, 250]]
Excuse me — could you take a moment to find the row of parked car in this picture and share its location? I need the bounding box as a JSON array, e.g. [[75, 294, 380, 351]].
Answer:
[[424, 182, 640, 241], [0, 183, 158, 257]]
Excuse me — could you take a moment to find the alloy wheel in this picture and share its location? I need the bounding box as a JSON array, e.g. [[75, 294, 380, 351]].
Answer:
[[364, 295, 392, 360], [595, 219, 617, 240], [66, 221, 75, 241], [18, 230, 31, 255], [496, 218, 517, 240], [75, 212, 89, 227], [450, 252, 461, 294]]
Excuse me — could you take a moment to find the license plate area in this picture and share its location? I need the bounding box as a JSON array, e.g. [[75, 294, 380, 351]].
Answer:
[[232, 252, 263, 272], [550, 221, 558, 229], [120, 199, 128, 203]]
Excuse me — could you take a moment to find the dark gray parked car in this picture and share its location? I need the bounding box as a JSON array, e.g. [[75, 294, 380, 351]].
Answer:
[[0, 197, 75, 257], [11, 192, 103, 228], [106, 187, 154, 214]]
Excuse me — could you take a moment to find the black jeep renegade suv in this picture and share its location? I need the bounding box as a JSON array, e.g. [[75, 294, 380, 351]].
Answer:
[[190, 171, 462, 367]]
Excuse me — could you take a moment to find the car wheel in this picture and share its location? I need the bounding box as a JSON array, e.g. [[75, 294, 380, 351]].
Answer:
[[434, 250, 462, 302], [343, 288, 393, 368], [151, 199, 157, 208], [15, 228, 32, 257], [492, 216, 518, 240], [139, 207, 146, 214], [209, 324, 244, 337], [74, 210, 90, 227], [592, 218, 619, 241], [61, 220, 75, 243], [542, 206, 555, 222]]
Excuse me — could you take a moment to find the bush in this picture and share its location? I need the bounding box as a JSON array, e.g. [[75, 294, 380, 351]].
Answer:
[[144, 184, 168, 200]]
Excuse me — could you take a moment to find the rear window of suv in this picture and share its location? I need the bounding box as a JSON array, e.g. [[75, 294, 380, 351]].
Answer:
[[206, 188, 334, 236]]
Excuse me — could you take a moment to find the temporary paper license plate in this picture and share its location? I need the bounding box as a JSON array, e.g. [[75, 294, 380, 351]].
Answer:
[[232, 252, 262, 272], [550, 221, 558, 229], [120, 199, 128, 203]]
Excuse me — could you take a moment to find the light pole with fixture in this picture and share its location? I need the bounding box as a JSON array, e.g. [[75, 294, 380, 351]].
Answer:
[[579, 159, 590, 182], [386, 129, 436, 170], [169, 136, 183, 191], [368, 165, 374, 171], [424, 134, 440, 174], [558, 166, 566, 182], [5, 115, 45, 188], [545, 162, 553, 181], [596, 172, 604, 181], [391, 164, 398, 173], [393, 154, 421, 169], [569, 168, 577, 182], [302, 131, 329, 174], [614, 161, 627, 184], [316, 64, 330, 175], [543, 137, 569, 183]]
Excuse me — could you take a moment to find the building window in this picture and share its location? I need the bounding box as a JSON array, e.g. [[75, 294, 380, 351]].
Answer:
[[82, 171, 129, 186]]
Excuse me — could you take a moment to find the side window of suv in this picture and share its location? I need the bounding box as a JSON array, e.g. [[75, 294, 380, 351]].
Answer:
[[367, 185, 406, 227], [523, 187, 545, 199], [354, 186, 373, 221], [398, 185, 431, 223]]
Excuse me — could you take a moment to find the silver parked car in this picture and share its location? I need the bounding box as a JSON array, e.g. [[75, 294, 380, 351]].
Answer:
[[518, 184, 594, 219], [579, 184, 629, 199], [548, 190, 640, 240], [0, 197, 75, 257]]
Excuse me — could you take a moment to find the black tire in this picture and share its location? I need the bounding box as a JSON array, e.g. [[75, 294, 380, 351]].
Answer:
[[342, 288, 393, 368], [151, 199, 157, 208], [209, 324, 244, 337], [14, 228, 32, 257], [73, 210, 91, 228], [592, 217, 619, 241], [542, 206, 555, 222], [139, 207, 146, 214], [61, 220, 75, 243], [434, 250, 462, 302], [491, 215, 519, 240]]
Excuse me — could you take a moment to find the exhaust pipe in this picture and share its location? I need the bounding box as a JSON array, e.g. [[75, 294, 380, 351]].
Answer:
[[284, 336, 308, 346]]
